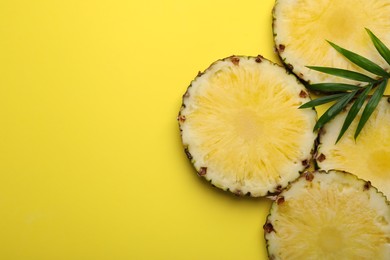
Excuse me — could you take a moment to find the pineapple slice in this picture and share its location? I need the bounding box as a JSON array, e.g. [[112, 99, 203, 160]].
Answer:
[[264, 170, 390, 259], [273, 0, 390, 84], [178, 56, 317, 197], [317, 97, 390, 199]]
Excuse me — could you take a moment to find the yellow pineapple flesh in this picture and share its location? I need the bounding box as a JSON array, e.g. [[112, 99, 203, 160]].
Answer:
[[265, 170, 390, 259], [273, 0, 390, 84], [178, 56, 317, 197], [317, 97, 390, 199]]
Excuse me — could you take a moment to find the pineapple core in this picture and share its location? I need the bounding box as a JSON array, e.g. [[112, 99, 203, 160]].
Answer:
[[317, 226, 344, 252]]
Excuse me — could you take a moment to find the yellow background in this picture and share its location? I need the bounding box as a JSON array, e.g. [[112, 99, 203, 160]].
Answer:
[[0, 0, 278, 259]]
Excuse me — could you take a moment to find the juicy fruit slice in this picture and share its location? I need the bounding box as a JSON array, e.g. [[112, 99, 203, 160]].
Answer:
[[264, 170, 390, 259], [273, 0, 390, 84], [178, 56, 317, 197], [317, 97, 390, 199]]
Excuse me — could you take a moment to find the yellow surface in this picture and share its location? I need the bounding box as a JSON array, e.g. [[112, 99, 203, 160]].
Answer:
[[0, 1, 277, 259]]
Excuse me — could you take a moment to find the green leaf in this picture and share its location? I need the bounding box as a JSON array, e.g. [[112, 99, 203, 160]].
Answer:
[[328, 41, 390, 77], [366, 28, 390, 67], [336, 84, 373, 143], [299, 93, 346, 108], [307, 66, 376, 82], [308, 83, 362, 92], [355, 80, 388, 139], [302, 29, 390, 141], [314, 90, 358, 131]]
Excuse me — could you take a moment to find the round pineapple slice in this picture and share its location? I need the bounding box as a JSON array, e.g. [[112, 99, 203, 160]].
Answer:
[[273, 0, 390, 84], [317, 97, 390, 199], [178, 56, 317, 197], [264, 170, 390, 259]]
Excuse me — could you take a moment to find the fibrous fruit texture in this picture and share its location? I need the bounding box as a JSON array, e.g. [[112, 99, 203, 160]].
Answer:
[[317, 97, 390, 199], [273, 0, 390, 84], [178, 56, 317, 197], [264, 170, 390, 259]]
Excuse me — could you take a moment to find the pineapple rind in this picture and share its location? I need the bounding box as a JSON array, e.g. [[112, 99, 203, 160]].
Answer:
[[265, 170, 390, 260], [317, 97, 390, 200], [178, 56, 317, 197], [273, 0, 390, 85]]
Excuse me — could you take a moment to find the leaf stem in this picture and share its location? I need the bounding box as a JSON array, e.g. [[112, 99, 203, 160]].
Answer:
[[301, 29, 390, 141]]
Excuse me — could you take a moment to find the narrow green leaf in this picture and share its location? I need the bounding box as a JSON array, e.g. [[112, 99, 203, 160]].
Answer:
[[355, 80, 388, 139], [336, 84, 373, 143], [328, 41, 390, 77], [299, 93, 346, 108], [308, 83, 361, 92], [314, 90, 358, 131], [366, 28, 390, 67], [307, 66, 376, 82]]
